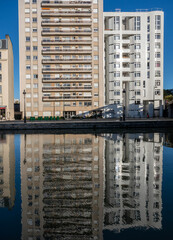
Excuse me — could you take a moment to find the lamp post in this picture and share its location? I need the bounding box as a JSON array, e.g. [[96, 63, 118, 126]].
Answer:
[[123, 89, 126, 121], [23, 90, 26, 123]]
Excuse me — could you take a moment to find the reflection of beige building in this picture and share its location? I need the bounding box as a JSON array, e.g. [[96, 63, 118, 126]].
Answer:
[[18, 0, 104, 119], [104, 133, 163, 232], [20, 134, 104, 240], [0, 35, 14, 120], [0, 135, 15, 209]]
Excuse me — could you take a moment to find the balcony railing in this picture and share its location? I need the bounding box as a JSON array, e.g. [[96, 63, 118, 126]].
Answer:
[[42, 49, 92, 54], [42, 67, 92, 72], [41, 10, 92, 16], [42, 77, 92, 82], [42, 96, 92, 100], [42, 59, 92, 63], [42, 40, 92, 45], [42, 20, 92, 25], [42, 86, 92, 91], [41, 0, 92, 5]]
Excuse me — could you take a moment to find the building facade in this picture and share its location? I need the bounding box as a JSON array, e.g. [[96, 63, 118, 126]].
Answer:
[[19, 0, 104, 119], [104, 10, 164, 118], [0, 35, 14, 120]]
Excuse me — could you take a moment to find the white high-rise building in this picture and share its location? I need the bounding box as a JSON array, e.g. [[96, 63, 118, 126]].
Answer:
[[104, 10, 164, 118]]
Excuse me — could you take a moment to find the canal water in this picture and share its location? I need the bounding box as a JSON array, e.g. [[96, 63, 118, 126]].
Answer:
[[0, 132, 173, 240]]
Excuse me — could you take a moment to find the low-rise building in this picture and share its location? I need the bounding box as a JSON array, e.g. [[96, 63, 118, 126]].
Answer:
[[0, 35, 14, 120]]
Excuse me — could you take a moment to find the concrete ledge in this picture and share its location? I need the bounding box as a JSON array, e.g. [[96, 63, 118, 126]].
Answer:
[[0, 119, 173, 131]]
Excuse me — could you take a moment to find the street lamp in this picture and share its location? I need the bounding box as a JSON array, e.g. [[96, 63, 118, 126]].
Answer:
[[123, 89, 126, 121], [23, 89, 26, 123]]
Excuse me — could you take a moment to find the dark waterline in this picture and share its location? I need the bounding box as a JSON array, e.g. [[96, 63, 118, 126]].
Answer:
[[0, 132, 173, 240]]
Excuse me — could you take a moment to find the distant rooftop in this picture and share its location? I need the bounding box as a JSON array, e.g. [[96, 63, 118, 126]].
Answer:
[[114, 8, 163, 12]]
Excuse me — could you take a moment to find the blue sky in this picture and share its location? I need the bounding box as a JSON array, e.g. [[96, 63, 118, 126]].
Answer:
[[0, 0, 172, 99]]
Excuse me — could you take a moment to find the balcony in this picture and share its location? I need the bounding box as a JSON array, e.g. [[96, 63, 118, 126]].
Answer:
[[42, 58, 92, 64], [41, 10, 92, 17], [42, 77, 92, 82], [41, 0, 92, 7], [42, 68, 92, 73], [42, 39, 92, 45], [42, 49, 92, 54], [41, 20, 92, 26], [42, 96, 92, 101], [41, 29, 92, 36], [42, 86, 92, 92]]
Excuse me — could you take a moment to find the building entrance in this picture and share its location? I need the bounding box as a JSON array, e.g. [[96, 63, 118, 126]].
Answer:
[[0, 108, 6, 120], [64, 111, 76, 119]]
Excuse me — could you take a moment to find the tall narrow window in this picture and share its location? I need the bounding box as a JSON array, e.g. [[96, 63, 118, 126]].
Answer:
[[155, 15, 161, 30], [134, 17, 141, 31], [114, 16, 120, 30]]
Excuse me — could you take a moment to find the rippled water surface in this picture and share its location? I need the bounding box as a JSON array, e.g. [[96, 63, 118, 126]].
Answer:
[[0, 132, 173, 240]]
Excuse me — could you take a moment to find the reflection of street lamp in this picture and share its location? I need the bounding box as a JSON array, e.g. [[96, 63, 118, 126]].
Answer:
[[123, 89, 126, 121], [23, 90, 26, 123]]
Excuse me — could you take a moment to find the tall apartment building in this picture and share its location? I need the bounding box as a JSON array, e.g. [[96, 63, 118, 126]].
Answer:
[[0, 35, 14, 120], [20, 134, 104, 239], [104, 133, 163, 232], [104, 10, 164, 118], [19, 0, 104, 119]]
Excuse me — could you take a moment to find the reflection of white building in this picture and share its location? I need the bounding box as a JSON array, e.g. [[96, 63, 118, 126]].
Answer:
[[20, 134, 104, 240], [104, 11, 164, 118], [0, 135, 15, 209], [104, 133, 163, 232]]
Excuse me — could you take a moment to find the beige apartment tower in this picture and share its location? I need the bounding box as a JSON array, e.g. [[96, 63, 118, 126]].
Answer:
[[0, 35, 14, 120], [18, 0, 104, 118]]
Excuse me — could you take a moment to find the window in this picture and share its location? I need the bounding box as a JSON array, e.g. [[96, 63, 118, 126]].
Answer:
[[33, 46, 38, 51], [135, 44, 141, 49], [147, 16, 150, 23], [147, 71, 150, 78], [143, 81, 146, 88], [26, 56, 31, 60], [26, 46, 30, 51], [147, 43, 150, 51], [0, 85, 2, 94], [155, 15, 161, 30], [114, 16, 120, 30], [26, 65, 31, 70], [147, 34, 150, 42], [114, 35, 120, 40], [114, 90, 120, 96], [33, 56, 38, 60], [155, 52, 161, 58], [26, 37, 30, 42], [135, 81, 140, 86], [135, 53, 140, 59], [34, 83, 38, 88], [33, 28, 37, 32], [134, 72, 141, 77], [0, 63, 1, 71], [147, 24, 150, 32], [0, 74, 2, 82], [155, 90, 161, 95], [25, 28, 30, 32], [114, 72, 120, 77], [32, 18, 37, 23], [26, 84, 31, 89], [114, 53, 120, 59], [25, 18, 30, 23], [134, 16, 141, 31], [155, 61, 161, 68], [32, 9, 37, 13], [155, 42, 161, 49], [25, 9, 30, 13], [155, 71, 161, 77], [135, 90, 141, 96], [134, 34, 141, 40], [0, 52, 1, 59], [155, 34, 161, 39], [114, 44, 120, 50], [155, 80, 161, 87], [25, 0, 30, 3], [114, 81, 120, 86], [134, 62, 141, 68], [32, 0, 37, 3], [114, 63, 120, 68], [33, 74, 38, 79]]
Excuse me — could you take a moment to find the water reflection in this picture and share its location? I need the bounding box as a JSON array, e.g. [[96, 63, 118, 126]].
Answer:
[[20, 134, 104, 240], [0, 132, 170, 239], [0, 135, 15, 209], [104, 133, 163, 233]]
